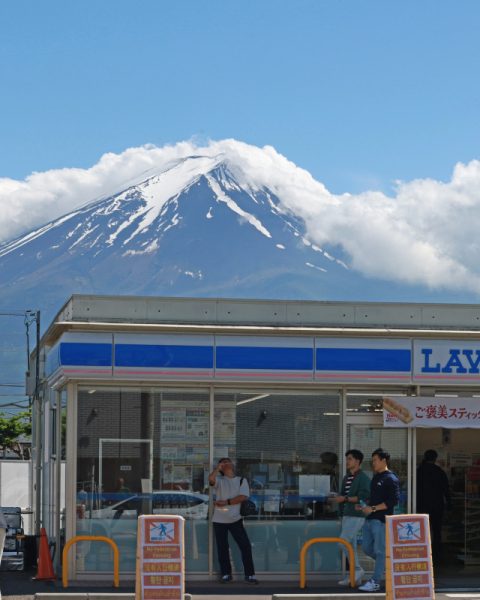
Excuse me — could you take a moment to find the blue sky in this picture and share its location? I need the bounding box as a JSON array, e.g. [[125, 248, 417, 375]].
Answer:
[[2, 0, 480, 194]]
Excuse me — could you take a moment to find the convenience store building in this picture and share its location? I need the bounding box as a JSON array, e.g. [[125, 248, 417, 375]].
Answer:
[[34, 295, 480, 582]]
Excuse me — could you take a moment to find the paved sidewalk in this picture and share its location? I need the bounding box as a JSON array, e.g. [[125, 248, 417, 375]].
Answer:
[[2, 570, 480, 600], [2, 590, 480, 600]]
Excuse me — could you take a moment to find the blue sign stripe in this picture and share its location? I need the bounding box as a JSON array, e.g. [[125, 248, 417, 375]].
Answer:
[[316, 348, 411, 372], [49, 340, 411, 376], [216, 346, 313, 370], [59, 343, 112, 367], [115, 344, 214, 369]]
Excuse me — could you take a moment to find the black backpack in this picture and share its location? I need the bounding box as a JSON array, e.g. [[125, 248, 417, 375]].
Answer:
[[239, 478, 257, 517]]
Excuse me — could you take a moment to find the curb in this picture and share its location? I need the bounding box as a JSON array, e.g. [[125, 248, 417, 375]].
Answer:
[[34, 595, 135, 600], [273, 595, 385, 599], [31, 594, 385, 600]]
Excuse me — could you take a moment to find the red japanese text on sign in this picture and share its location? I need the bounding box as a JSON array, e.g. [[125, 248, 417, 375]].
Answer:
[[142, 562, 181, 573], [394, 573, 430, 586], [143, 589, 181, 600], [394, 587, 432, 599], [143, 574, 181, 587]]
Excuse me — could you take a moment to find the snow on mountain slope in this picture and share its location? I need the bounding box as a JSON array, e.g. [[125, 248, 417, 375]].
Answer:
[[0, 152, 341, 268], [0, 150, 357, 321], [2, 139, 480, 419], [1, 140, 475, 331]]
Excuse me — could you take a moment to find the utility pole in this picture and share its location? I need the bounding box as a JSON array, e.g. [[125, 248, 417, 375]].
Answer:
[[33, 310, 41, 535], [25, 309, 42, 534]]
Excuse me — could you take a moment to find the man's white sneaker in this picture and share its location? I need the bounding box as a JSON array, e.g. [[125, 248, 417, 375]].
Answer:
[[358, 578, 380, 592]]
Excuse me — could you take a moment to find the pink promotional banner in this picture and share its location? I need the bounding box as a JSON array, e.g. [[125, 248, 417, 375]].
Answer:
[[383, 396, 480, 428]]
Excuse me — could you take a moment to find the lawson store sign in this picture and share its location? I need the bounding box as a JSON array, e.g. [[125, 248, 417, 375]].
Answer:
[[45, 333, 480, 386], [414, 339, 480, 383]]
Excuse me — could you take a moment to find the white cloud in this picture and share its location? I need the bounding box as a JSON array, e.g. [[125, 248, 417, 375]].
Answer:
[[1, 139, 480, 295]]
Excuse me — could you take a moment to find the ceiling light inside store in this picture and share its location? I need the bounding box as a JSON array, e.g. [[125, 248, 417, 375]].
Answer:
[[236, 394, 270, 406], [324, 412, 339, 416]]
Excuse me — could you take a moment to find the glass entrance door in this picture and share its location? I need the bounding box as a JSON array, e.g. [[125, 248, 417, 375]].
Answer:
[[346, 416, 410, 515], [416, 427, 480, 574], [344, 413, 410, 579]]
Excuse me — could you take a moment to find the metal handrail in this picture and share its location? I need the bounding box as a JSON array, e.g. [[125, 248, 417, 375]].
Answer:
[[300, 536, 356, 589], [62, 535, 120, 588]]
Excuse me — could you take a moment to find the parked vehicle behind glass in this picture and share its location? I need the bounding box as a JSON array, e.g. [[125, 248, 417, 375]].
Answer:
[[90, 490, 209, 520]]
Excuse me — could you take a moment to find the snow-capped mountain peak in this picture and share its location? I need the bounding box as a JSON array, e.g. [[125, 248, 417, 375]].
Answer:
[[0, 145, 355, 318], [0, 138, 474, 339]]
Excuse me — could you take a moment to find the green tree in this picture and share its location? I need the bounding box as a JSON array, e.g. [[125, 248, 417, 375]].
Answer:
[[0, 410, 31, 459]]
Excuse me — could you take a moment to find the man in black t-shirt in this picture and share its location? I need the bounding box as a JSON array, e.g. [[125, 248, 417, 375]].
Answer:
[[357, 448, 400, 593]]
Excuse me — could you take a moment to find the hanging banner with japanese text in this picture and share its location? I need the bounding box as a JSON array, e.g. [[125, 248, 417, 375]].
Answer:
[[385, 514, 434, 600], [136, 514, 185, 600], [383, 395, 480, 428]]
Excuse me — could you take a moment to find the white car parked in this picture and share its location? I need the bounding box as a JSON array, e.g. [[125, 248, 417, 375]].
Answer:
[[90, 490, 209, 520]]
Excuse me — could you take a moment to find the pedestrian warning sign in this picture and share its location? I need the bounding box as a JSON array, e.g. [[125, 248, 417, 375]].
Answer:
[[136, 515, 185, 600], [386, 514, 434, 600]]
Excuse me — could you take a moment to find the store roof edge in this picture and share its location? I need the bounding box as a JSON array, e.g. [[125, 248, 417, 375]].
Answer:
[[38, 294, 480, 348]]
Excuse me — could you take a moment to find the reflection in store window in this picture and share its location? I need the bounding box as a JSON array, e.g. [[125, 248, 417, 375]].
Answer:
[[213, 393, 341, 515], [75, 388, 209, 573], [238, 393, 340, 518], [347, 392, 409, 414], [214, 392, 342, 573]]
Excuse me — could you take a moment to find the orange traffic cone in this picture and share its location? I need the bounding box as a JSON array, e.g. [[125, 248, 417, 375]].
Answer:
[[35, 527, 56, 581]]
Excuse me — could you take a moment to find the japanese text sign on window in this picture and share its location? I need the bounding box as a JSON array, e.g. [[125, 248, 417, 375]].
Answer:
[[136, 515, 185, 600], [383, 395, 480, 428], [386, 514, 434, 600]]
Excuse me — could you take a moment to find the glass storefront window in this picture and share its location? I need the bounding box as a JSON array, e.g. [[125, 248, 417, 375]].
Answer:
[[74, 387, 403, 576], [75, 388, 209, 573], [214, 392, 341, 573]]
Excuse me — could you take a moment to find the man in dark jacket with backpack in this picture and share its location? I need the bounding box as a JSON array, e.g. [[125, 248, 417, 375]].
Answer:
[[208, 458, 258, 584]]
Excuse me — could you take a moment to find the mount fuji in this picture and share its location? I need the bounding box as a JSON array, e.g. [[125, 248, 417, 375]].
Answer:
[[0, 141, 471, 330], [0, 153, 343, 318], [2, 139, 478, 398]]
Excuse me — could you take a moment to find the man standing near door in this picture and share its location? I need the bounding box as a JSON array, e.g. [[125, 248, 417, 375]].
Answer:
[[417, 449, 451, 561], [330, 449, 371, 586], [357, 448, 400, 592]]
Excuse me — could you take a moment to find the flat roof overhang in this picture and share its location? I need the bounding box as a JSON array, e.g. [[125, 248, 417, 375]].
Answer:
[[38, 294, 480, 349]]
